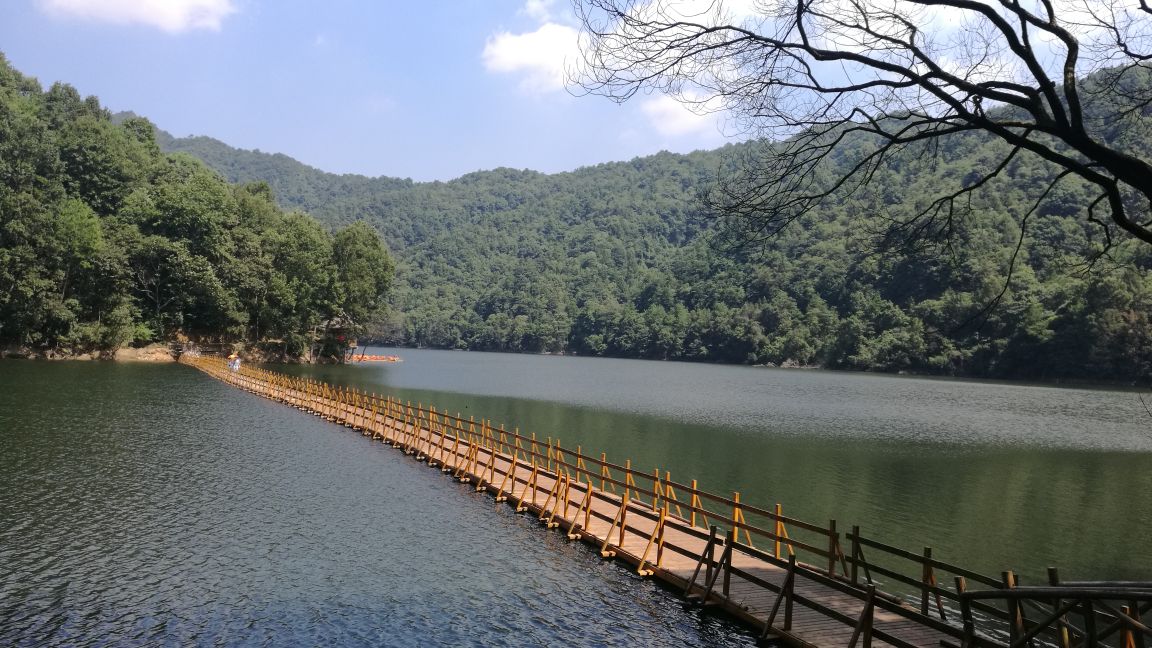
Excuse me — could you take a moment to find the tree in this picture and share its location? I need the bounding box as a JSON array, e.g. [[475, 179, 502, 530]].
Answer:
[[328, 221, 394, 338], [128, 236, 240, 340], [574, 0, 1152, 254]]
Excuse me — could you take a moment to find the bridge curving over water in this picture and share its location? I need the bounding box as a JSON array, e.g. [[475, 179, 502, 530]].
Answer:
[[181, 355, 1151, 648]]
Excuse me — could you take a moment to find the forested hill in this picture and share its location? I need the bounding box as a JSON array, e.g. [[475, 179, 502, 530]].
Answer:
[[0, 56, 393, 360], [150, 71, 1152, 383], [146, 125, 414, 218]]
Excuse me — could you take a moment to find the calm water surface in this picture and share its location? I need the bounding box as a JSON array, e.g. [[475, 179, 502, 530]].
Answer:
[[288, 348, 1152, 584], [0, 362, 755, 647]]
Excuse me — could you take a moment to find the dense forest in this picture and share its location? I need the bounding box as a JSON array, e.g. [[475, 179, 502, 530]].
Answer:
[[0, 54, 392, 359], [7, 48, 1151, 381], [156, 68, 1152, 383]]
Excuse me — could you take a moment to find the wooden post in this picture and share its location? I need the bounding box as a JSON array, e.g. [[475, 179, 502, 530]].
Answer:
[[617, 491, 629, 547], [496, 454, 515, 503], [1129, 602, 1145, 648], [701, 527, 734, 605], [762, 555, 797, 639], [921, 546, 932, 616], [599, 491, 628, 559], [774, 503, 783, 559], [849, 585, 876, 648], [685, 526, 718, 600], [638, 506, 666, 577], [850, 525, 861, 585], [1122, 605, 1138, 648], [690, 479, 699, 529], [555, 439, 568, 480], [664, 471, 684, 520], [625, 458, 637, 502], [575, 445, 585, 484], [955, 576, 977, 648], [656, 503, 667, 568], [1003, 571, 1026, 644], [722, 527, 735, 597], [828, 519, 838, 577], [582, 482, 594, 531], [539, 474, 564, 528], [1084, 599, 1098, 648], [652, 468, 661, 512], [516, 466, 539, 513], [477, 448, 496, 491], [733, 492, 752, 546], [1044, 567, 1070, 648], [784, 554, 796, 630], [567, 486, 592, 540], [733, 491, 741, 544]]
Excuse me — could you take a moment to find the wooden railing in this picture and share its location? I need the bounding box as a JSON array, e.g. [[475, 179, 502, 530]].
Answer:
[[181, 356, 1140, 647], [200, 359, 846, 566], [959, 576, 1152, 648]]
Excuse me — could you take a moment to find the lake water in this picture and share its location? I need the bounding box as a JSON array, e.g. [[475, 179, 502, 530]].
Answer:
[[286, 348, 1152, 584], [2, 352, 1149, 646], [0, 361, 755, 646]]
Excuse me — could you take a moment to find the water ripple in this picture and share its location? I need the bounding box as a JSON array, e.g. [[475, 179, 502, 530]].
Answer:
[[0, 363, 754, 647]]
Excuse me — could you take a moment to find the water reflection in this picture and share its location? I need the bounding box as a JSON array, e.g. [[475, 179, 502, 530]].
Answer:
[[284, 348, 1152, 583]]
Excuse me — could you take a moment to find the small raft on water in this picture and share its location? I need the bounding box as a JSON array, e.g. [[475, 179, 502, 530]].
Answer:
[[349, 354, 403, 363]]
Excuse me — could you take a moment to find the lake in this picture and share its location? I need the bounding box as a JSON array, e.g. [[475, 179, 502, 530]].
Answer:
[[2, 351, 1149, 645], [284, 347, 1152, 584], [0, 361, 755, 646]]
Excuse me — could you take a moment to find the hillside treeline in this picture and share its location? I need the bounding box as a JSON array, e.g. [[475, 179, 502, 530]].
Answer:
[[0, 54, 392, 358], [162, 69, 1152, 383]]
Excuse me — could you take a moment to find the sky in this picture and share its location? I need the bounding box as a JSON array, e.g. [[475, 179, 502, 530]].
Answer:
[[0, 0, 734, 181]]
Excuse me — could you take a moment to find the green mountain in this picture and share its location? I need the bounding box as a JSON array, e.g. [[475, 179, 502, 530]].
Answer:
[[142, 74, 1152, 382]]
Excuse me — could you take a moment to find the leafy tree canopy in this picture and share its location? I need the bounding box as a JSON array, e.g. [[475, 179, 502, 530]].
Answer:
[[0, 53, 393, 360]]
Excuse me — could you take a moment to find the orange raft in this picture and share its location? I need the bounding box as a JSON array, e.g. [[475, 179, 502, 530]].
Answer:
[[349, 354, 402, 363]]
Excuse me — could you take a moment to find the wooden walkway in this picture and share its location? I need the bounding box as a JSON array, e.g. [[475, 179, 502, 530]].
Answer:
[[182, 356, 1100, 648]]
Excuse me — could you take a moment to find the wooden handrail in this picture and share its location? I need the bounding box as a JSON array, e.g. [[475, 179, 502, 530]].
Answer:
[[963, 587, 1152, 601], [189, 355, 1130, 648], [959, 586, 1152, 648], [222, 361, 1004, 572]]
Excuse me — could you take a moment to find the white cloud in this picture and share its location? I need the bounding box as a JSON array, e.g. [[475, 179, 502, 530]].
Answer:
[[482, 22, 580, 94], [38, 0, 237, 32], [521, 0, 558, 22], [640, 95, 721, 137]]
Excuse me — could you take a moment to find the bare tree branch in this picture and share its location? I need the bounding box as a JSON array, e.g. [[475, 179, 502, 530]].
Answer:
[[572, 0, 1152, 252]]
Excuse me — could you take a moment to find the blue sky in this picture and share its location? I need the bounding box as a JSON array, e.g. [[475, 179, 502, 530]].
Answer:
[[0, 0, 731, 181]]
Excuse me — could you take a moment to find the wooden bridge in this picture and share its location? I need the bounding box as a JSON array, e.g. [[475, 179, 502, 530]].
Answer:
[[182, 356, 1151, 648]]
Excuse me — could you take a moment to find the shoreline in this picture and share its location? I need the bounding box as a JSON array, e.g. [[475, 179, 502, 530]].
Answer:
[[6, 343, 1150, 390], [2, 344, 176, 363], [358, 344, 1152, 391]]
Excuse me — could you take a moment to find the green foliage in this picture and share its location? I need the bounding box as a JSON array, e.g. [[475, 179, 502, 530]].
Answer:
[[139, 66, 1152, 382], [331, 221, 394, 326], [0, 53, 393, 358]]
